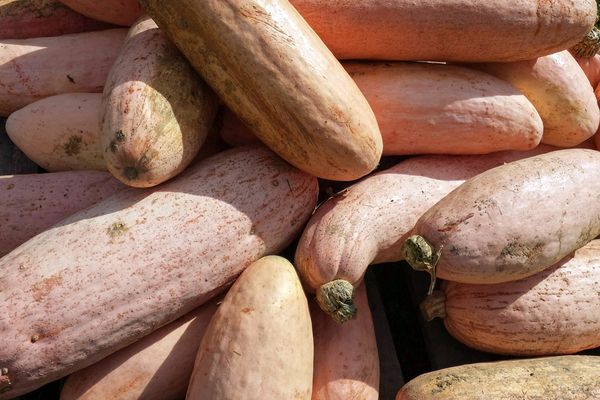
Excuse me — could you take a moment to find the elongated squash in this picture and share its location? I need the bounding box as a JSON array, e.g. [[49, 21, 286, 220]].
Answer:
[[311, 282, 379, 400], [100, 15, 219, 187], [402, 148, 600, 286], [463, 50, 600, 147], [345, 61, 543, 155], [6, 93, 107, 172], [58, 0, 145, 26], [0, 144, 319, 399], [0, 170, 127, 257], [59, 293, 225, 400], [396, 355, 600, 400], [0, 0, 116, 39], [420, 240, 600, 356], [186, 255, 314, 399], [290, 0, 597, 62], [295, 144, 589, 322], [0, 28, 127, 116], [139, 0, 383, 181]]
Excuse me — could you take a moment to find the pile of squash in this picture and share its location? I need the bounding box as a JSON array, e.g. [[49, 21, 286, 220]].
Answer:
[[2, 0, 600, 399]]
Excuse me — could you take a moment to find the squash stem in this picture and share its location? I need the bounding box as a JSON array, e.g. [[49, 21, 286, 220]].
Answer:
[[419, 290, 447, 321], [401, 235, 442, 295], [316, 280, 357, 324], [570, 26, 600, 58]]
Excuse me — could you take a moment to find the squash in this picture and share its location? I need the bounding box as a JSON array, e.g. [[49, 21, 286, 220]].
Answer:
[[345, 61, 543, 155], [311, 282, 379, 400], [186, 255, 314, 399], [396, 355, 600, 400], [0, 28, 127, 116], [100, 15, 219, 187], [420, 240, 600, 356], [295, 144, 588, 322], [59, 294, 225, 400], [0, 170, 126, 257], [5, 93, 107, 172], [57, 0, 145, 26], [462, 50, 600, 147], [0, 0, 116, 39], [138, 0, 383, 181], [290, 0, 597, 62], [402, 148, 600, 286], [0, 144, 319, 399]]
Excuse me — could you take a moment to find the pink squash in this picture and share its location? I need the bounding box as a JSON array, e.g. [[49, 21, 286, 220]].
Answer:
[[0, 170, 127, 257], [0, 0, 116, 39], [311, 282, 379, 400], [186, 255, 314, 399], [421, 240, 600, 356], [100, 15, 219, 187], [59, 294, 225, 400], [6, 93, 107, 172], [0, 144, 319, 399], [0, 28, 127, 116]]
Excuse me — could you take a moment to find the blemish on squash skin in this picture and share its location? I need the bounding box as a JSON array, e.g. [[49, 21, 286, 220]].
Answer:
[[64, 135, 82, 156], [108, 222, 129, 237], [116, 130, 126, 142], [438, 213, 474, 233]]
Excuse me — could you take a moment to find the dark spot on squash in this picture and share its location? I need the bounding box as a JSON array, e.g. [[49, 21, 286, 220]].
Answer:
[[116, 129, 126, 142], [64, 136, 82, 156], [110, 141, 118, 153], [67, 75, 75, 84]]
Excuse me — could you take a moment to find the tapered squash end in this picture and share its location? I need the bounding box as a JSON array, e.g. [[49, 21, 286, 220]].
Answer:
[[316, 280, 357, 324], [419, 290, 447, 321]]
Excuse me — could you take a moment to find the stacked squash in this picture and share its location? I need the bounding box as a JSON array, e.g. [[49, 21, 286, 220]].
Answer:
[[0, 0, 600, 399]]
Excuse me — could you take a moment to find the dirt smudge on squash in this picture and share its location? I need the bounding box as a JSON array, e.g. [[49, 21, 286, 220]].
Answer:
[[438, 213, 474, 233], [30, 273, 63, 302], [64, 136, 82, 156]]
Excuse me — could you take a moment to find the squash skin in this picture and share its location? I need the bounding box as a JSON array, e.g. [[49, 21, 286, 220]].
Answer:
[[0, 144, 319, 399], [57, 0, 145, 26], [572, 51, 600, 88], [0, 28, 128, 117], [295, 144, 583, 295], [59, 294, 225, 400], [290, 0, 597, 62], [6, 93, 107, 172], [0, 170, 127, 257], [395, 355, 600, 400], [463, 50, 600, 147], [100, 15, 219, 188], [186, 255, 314, 399], [311, 282, 379, 400], [139, 0, 383, 181], [406, 148, 600, 284], [0, 0, 116, 40], [435, 240, 600, 356]]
